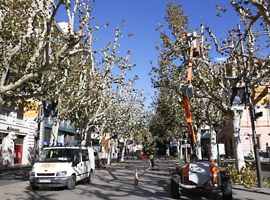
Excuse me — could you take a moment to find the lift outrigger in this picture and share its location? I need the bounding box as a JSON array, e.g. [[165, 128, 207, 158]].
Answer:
[[171, 31, 232, 200]]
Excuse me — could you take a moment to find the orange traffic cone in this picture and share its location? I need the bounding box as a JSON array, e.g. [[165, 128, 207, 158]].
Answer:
[[134, 168, 139, 186]]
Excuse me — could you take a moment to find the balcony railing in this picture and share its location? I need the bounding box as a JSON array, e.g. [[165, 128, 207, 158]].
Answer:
[[0, 114, 27, 125]]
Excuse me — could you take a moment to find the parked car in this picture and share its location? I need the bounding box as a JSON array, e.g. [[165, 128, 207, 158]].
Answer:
[[140, 154, 149, 159], [134, 150, 143, 159], [29, 146, 95, 190]]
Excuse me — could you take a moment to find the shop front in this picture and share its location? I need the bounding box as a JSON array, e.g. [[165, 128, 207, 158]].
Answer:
[[0, 122, 36, 166]]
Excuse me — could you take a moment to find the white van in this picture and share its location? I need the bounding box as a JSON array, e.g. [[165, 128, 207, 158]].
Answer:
[[29, 146, 95, 190]]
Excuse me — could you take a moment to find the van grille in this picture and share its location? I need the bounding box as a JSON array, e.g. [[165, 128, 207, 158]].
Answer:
[[37, 173, 55, 176]]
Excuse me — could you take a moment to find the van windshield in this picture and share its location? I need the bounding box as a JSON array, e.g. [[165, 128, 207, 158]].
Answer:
[[38, 149, 78, 162]]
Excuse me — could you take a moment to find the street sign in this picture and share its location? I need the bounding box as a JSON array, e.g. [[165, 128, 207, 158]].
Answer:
[[252, 86, 270, 106]]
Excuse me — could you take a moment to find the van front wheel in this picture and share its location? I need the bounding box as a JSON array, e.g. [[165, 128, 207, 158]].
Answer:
[[30, 184, 38, 190], [67, 175, 76, 190]]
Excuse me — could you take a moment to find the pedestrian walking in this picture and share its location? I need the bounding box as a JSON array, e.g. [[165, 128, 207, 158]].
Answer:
[[149, 151, 155, 169]]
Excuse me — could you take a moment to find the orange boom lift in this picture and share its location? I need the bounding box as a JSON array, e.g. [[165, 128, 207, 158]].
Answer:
[[181, 31, 200, 159], [170, 31, 233, 200]]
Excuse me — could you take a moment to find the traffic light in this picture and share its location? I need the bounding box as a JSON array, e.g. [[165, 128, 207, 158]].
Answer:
[[254, 111, 263, 120], [43, 100, 58, 117], [112, 133, 118, 140]]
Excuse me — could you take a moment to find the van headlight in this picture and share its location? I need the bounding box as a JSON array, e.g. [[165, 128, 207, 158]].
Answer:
[[30, 171, 35, 177], [56, 171, 67, 177]]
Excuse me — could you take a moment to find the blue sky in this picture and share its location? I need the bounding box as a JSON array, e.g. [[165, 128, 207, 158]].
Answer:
[[58, 1, 242, 108], [90, 0, 242, 108]]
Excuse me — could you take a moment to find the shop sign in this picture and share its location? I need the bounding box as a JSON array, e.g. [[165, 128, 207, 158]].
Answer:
[[7, 126, 20, 132]]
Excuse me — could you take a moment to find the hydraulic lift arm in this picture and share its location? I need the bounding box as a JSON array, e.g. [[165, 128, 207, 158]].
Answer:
[[183, 45, 196, 145], [181, 32, 200, 157]]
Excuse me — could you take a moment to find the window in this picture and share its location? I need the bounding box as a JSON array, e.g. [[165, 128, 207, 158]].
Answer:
[[81, 150, 89, 161], [0, 109, 9, 116]]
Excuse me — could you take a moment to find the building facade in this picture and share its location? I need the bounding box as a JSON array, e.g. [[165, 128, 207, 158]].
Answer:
[[0, 99, 77, 166], [219, 107, 270, 158], [0, 107, 36, 166]]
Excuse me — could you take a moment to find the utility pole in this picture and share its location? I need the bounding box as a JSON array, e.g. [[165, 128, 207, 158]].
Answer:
[[238, 24, 263, 188]]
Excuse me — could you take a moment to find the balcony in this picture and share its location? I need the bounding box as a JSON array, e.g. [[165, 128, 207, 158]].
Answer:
[[0, 114, 37, 135]]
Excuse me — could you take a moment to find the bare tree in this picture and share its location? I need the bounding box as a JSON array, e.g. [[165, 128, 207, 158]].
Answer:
[[0, 0, 97, 108]]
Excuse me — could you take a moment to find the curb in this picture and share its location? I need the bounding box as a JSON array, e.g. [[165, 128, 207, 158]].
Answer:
[[0, 165, 32, 173], [233, 185, 270, 195]]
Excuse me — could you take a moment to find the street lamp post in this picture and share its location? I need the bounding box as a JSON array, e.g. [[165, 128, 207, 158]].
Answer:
[[237, 24, 263, 188], [213, 123, 221, 166]]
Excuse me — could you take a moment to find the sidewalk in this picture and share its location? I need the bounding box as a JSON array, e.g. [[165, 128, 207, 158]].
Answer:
[[220, 158, 270, 179], [209, 158, 270, 195], [0, 164, 32, 180], [233, 184, 270, 195], [0, 164, 32, 171]]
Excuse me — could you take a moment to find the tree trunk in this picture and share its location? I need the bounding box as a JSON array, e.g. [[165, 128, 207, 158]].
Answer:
[[80, 128, 89, 147], [210, 129, 217, 162], [85, 127, 94, 146], [176, 140, 181, 159], [179, 139, 183, 160], [0, 94, 4, 111], [166, 144, 170, 156], [196, 129, 202, 160], [38, 101, 45, 152], [232, 109, 245, 171], [121, 138, 127, 162], [107, 140, 111, 165], [49, 120, 59, 146]]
